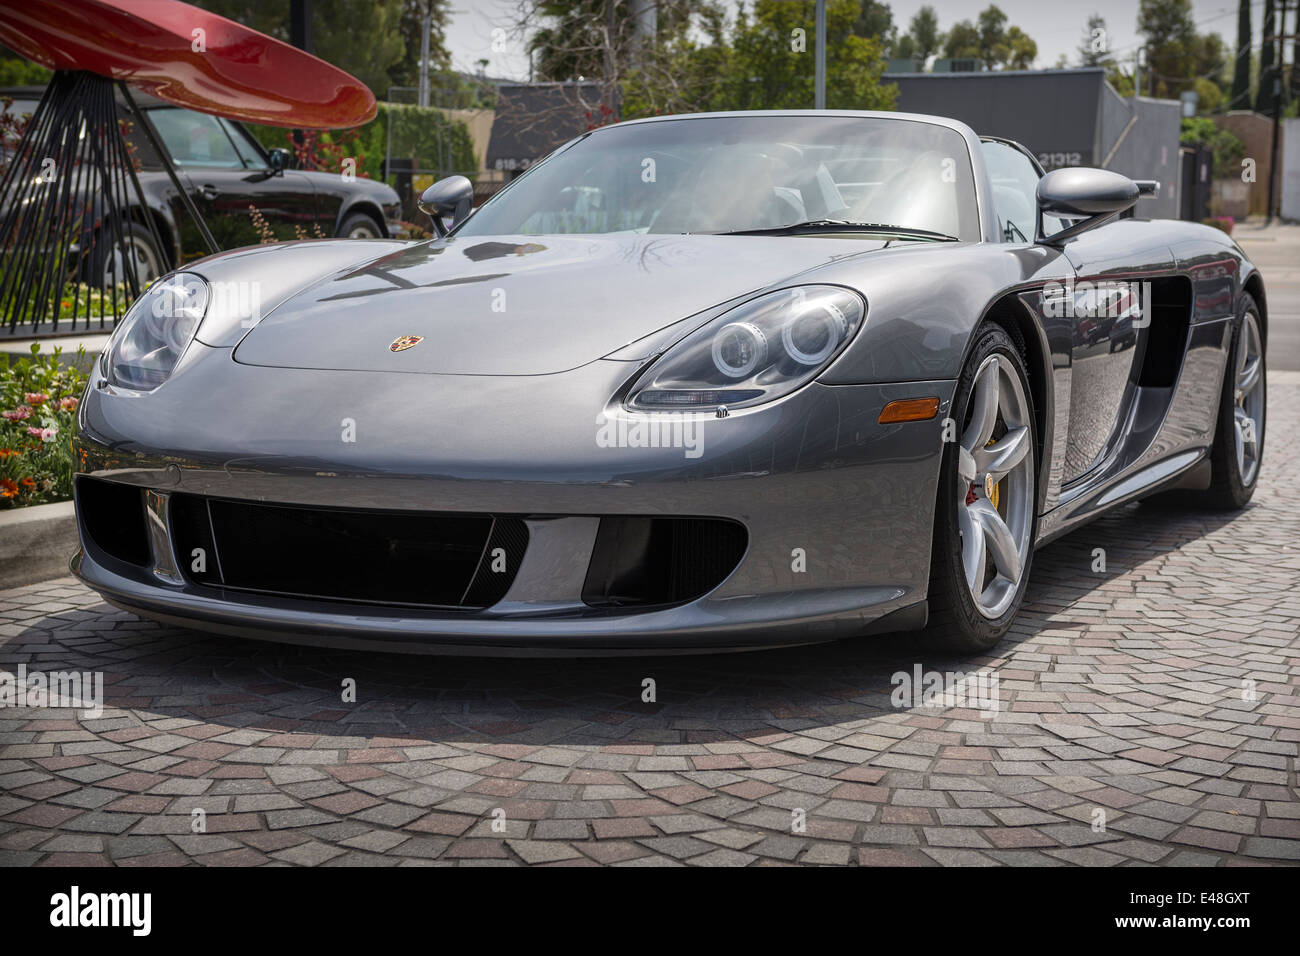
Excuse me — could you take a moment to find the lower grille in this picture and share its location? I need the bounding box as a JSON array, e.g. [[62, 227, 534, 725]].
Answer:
[[583, 516, 747, 608], [170, 494, 527, 610]]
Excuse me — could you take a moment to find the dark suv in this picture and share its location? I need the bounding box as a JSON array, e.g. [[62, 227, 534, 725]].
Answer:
[[2, 86, 403, 284]]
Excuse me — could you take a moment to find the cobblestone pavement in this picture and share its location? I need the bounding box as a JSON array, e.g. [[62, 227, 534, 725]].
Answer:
[[1, 384, 1297, 868]]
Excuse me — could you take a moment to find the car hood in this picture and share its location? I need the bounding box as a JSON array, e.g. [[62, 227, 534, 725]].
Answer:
[[232, 233, 883, 375]]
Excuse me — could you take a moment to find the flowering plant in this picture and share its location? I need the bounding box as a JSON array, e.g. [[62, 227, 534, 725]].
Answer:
[[0, 344, 87, 508]]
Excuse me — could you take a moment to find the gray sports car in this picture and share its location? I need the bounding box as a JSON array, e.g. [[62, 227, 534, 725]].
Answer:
[[71, 110, 1267, 655]]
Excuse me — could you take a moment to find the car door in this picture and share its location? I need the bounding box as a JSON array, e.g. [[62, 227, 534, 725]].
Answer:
[[981, 140, 1177, 487], [144, 106, 317, 251], [1053, 216, 1176, 485], [220, 119, 328, 237]]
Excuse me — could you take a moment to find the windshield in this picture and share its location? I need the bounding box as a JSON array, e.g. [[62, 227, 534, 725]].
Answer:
[[458, 114, 981, 242]]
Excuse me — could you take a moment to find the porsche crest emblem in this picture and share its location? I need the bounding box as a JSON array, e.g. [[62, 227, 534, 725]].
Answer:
[[390, 335, 424, 352]]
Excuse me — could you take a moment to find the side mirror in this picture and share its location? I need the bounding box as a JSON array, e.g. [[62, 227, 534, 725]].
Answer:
[[1036, 167, 1139, 244], [418, 175, 474, 236], [267, 147, 291, 174]]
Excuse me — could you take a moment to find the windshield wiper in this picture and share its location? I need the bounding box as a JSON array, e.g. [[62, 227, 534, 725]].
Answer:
[[711, 220, 960, 241]]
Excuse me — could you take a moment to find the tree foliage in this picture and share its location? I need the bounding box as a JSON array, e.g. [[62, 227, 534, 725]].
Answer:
[[526, 1, 899, 118], [1137, 0, 1228, 111], [189, 0, 438, 97]]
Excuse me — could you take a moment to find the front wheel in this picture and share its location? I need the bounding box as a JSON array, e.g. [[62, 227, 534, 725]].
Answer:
[[923, 324, 1039, 653], [338, 211, 384, 239]]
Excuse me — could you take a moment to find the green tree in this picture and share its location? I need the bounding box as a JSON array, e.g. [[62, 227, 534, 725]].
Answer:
[[622, 2, 733, 116], [908, 6, 942, 63], [1078, 14, 1109, 67], [388, 0, 454, 91], [1230, 0, 1251, 109], [0, 51, 50, 85], [191, 0, 407, 97], [976, 5, 1008, 69], [943, 6, 1035, 69], [852, 1, 894, 46], [311, 0, 407, 97], [714, 1, 896, 111], [943, 20, 980, 60], [1180, 116, 1245, 174], [1138, 0, 1228, 109]]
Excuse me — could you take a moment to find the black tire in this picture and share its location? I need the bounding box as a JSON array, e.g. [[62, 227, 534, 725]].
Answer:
[[1187, 293, 1265, 510], [922, 323, 1039, 653], [85, 221, 166, 289], [338, 210, 384, 239]]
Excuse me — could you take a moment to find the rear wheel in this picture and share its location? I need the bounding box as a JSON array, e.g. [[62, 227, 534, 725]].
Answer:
[[923, 324, 1038, 653], [1188, 295, 1265, 509]]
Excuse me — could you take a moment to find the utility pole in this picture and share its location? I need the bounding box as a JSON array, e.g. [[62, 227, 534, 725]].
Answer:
[[418, 0, 431, 107], [1266, 0, 1286, 223], [289, 0, 312, 161], [815, 0, 826, 108]]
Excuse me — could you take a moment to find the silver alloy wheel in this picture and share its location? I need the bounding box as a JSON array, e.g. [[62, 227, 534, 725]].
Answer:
[[103, 234, 162, 288], [1234, 311, 1264, 486], [956, 354, 1035, 619], [347, 221, 380, 239]]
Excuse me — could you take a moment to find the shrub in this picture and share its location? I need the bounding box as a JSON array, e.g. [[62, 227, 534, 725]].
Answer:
[[0, 344, 88, 508]]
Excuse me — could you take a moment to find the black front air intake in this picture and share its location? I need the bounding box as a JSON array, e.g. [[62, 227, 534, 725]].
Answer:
[[583, 516, 747, 608], [75, 476, 149, 567], [170, 495, 528, 610]]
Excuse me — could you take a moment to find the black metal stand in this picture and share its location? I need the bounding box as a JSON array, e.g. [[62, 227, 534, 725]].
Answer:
[[0, 71, 216, 335]]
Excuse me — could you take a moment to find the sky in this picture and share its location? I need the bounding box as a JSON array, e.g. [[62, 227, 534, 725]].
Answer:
[[444, 0, 1271, 82]]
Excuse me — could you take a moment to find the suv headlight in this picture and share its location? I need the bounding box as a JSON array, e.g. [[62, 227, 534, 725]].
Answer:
[[626, 285, 865, 411], [103, 273, 208, 391]]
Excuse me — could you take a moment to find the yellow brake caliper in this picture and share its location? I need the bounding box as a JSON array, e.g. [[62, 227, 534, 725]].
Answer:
[[987, 436, 1001, 510]]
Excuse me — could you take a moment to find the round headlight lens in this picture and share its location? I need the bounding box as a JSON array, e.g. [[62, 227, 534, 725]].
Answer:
[[106, 273, 209, 391], [781, 300, 849, 366], [711, 322, 768, 378]]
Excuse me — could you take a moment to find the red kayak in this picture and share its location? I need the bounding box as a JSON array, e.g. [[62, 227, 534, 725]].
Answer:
[[0, 0, 376, 128]]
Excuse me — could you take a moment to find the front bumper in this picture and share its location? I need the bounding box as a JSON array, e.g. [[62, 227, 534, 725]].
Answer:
[[73, 347, 953, 654]]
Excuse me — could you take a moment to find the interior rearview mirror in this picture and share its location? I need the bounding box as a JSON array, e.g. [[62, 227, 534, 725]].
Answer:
[[1036, 167, 1139, 244], [418, 175, 474, 237]]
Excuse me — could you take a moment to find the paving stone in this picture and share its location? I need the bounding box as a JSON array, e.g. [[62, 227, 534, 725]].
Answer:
[[6, 386, 1300, 870]]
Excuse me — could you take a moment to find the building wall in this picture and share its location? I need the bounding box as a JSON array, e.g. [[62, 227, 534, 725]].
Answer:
[[893, 69, 1103, 166], [1283, 118, 1300, 222], [446, 108, 494, 177], [893, 69, 1181, 220], [1102, 95, 1181, 220]]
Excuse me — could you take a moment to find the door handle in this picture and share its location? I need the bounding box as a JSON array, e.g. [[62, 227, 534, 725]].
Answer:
[[197, 184, 220, 200]]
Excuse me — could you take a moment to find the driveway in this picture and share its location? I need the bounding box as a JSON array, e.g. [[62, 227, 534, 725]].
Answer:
[[1, 377, 1297, 866]]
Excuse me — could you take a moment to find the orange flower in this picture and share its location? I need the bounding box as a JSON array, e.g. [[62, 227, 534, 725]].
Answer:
[[0, 478, 17, 498], [20, 476, 35, 488]]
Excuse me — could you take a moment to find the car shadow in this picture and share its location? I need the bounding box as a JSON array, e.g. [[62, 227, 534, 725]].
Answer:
[[3, 499, 1254, 748]]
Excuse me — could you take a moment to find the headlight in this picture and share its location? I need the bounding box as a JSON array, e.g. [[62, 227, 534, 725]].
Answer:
[[103, 272, 208, 390], [626, 285, 865, 411]]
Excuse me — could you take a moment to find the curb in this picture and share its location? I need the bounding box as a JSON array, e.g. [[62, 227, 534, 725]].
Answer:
[[0, 500, 79, 588]]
